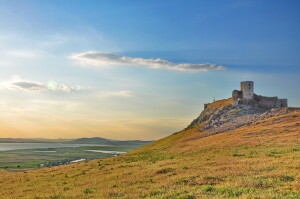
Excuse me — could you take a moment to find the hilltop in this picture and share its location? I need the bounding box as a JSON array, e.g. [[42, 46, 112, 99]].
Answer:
[[0, 100, 299, 198], [188, 97, 297, 136]]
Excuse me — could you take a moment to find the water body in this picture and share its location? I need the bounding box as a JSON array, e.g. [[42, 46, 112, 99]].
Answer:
[[85, 150, 126, 154], [0, 143, 109, 152], [70, 158, 86, 163]]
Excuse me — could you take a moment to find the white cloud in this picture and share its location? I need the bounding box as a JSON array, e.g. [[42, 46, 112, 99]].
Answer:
[[0, 77, 82, 93], [99, 91, 133, 98], [69, 51, 226, 72], [12, 81, 47, 91], [46, 80, 82, 93]]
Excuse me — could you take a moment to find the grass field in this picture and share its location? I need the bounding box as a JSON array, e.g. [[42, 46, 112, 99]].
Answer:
[[0, 111, 299, 198]]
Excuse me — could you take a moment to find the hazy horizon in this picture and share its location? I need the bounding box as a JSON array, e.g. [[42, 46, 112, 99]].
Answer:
[[0, 0, 299, 140], [0, 137, 154, 141]]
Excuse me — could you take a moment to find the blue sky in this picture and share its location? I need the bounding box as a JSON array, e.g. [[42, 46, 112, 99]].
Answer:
[[0, 0, 299, 139]]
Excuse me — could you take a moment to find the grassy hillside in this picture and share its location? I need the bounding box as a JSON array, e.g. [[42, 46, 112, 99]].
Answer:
[[0, 110, 299, 198]]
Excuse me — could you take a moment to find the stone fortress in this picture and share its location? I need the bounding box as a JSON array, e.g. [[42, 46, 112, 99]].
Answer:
[[189, 81, 291, 135], [205, 81, 288, 109], [232, 81, 287, 108]]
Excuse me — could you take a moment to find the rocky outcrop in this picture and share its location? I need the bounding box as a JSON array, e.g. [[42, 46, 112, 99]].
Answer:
[[188, 100, 298, 135]]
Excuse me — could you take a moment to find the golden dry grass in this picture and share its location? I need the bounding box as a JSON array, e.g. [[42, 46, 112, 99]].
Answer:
[[0, 111, 299, 199], [206, 97, 233, 109]]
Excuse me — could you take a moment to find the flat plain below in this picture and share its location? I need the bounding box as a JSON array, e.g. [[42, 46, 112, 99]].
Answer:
[[0, 144, 140, 171]]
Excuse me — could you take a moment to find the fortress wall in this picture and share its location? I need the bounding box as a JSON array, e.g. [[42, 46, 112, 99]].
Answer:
[[253, 94, 287, 108], [232, 94, 288, 108], [232, 90, 242, 105], [278, 99, 288, 107]]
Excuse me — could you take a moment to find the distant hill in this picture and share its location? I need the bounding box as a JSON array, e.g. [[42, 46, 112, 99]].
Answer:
[[69, 137, 153, 145], [0, 138, 73, 143], [0, 102, 299, 198], [0, 137, 153, 145], [69, 137, 114, 144]]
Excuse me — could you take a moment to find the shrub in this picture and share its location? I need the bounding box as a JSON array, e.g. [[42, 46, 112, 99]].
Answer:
[[203, 176, 221, 181], [176, 177, 190, 185], [150, 189, 164, 196], [292, 148, 300, 151], [108, 192, 125, 197], [219, 188, 243, 197], [49, 195, 62, 199], [202, 185, 215, 192], [156, 167, 175, 174], [279, 175, 294, 182], [233, 153, 245, 157], [204, 115, 210, 121], [176, 194, 196, 199], [83, 188, 93, 194]]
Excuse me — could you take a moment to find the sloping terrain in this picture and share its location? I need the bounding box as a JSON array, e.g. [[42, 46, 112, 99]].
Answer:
[[0, 105, 299, 199]]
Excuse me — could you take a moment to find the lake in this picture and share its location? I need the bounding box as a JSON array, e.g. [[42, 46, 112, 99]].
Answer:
[[0, 143, 109, 151], [85, 149, 126, 154]]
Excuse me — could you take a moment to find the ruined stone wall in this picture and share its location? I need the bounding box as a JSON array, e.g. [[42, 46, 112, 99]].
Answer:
[[232, 93, 288, 108], [232, 90, 243, 106], [254, 95, 278, 108], [252, 94, 287, 108], [278, 99, 288, 107]]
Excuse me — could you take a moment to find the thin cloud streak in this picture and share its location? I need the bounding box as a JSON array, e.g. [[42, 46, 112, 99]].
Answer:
[[0, 78, 82, 93], [12, 81, 47, 91], [99, 91, 133, 98], [69, 51, 226, 72]]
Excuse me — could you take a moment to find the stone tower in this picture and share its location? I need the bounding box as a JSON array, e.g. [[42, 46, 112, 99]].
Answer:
[[240, 81, 254, 101]]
